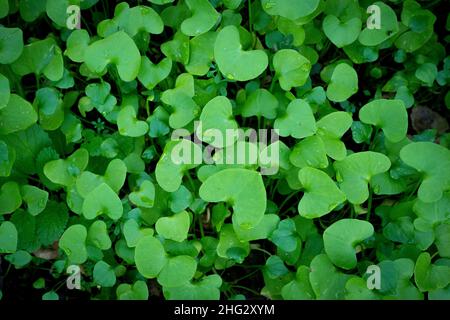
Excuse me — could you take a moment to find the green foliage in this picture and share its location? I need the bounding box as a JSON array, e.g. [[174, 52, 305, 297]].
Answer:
[[0, 0, 448, 302]]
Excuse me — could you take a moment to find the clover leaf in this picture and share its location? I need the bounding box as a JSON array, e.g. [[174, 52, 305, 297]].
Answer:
[[359, 99, 408, 143], [199, 168, 267, 229], [59, 224, 88, 264], [214, 25, 268, 81], [400, 142, 450, 203], [84, 31, 141, 81], [323, 219, 374, 270], [138, 57, 172, 90], [274, 99, 316, 139], [334, 152, 391, 204], [273, 49, 311, 91], [298, 167, 346, 219], [326, 63, 358, 102]]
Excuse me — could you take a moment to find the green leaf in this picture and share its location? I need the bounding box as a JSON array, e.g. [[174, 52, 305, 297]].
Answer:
[[36, 201, 69, 246], [359, 99, 408, 143], [261, 0, 320, 21], [82, 183, 123, 220], [186, 32, 217, 76], [93, 261, 116, 287], [241, 89, 279, 120], [359, 2, 399, 46], [309, 254, 350, 299], [0, 140, 15, 177], [269, 219, 298, 252], [0, 182, 22, 215], [135, 235, 168, 278], [273, 49, 311, 91], [0, 94, 38, 135], [323, 15, 361, 48], [5, 250, 32, 268], [323, 219, 374, 270], [138, 57, 172, 90], [87, 220, 112, 250], [116, 281, 149, 300], [216, 224, 250, 263], [289, 136, 328, 169], [59, 224, 88, 265], [163, 274, 222, 300], [84, 31, 141, 81], [0, 221, 18, 253], [400, 142, 450, 203], [214, 25, 268, 81], [129, 180, 155, 208], [334, 152, 391, 204], [65, 29, 90, 63], [414, 252, 450, 292], [44, 148, 89, 187], [281, 266, 315, 300], [0, 73, 10, 109], [274, 99, 316, 139], [199, 168, 267, 229], [156, 211, 191, 242], [181, 0, 220, 37], [117, 105, 149, 137], [326, 63, 358, 102], [316, 111, 353, 160], [123, 219, 153, 247], [157, 255, 197, 287], [0, 27, 23, 64], [298, 167, 346, 219]]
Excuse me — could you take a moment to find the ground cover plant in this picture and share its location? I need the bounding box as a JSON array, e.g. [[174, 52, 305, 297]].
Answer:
[[0, 0, 449, 301]]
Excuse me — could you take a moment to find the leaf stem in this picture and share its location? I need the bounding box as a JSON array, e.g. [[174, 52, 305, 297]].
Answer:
[[366, 188, 373, 221], [248, 0, 253, 34], [231, 285, 260, 297], [278, 192, 298, 214]]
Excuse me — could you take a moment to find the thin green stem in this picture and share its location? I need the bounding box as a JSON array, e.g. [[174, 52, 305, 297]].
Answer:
[[269, 75, 278, 92], [366, 188, 373, 221], [231, 285, 260, 297], [198, 214, 205, 238], [185, 173, 197, 195], [231, 269, 260, 284], [278, 192, 298, 214], [252, 247, 272, 256], [248, 0, 253, 33]]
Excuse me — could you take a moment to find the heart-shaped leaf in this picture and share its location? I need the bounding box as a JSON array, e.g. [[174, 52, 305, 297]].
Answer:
[[414, 252, 450, 292], [186, 32, 217, 76], [117, 105, 149, 137], [289, 136, 328, 169], [274, 99, 316, 139], [135, 235, 168, 278], [199, 168, 267, 229], [157, 255, 197, 287], [44, 148, 89, 187], [316, 111, 353, 160], [84, 31, 141, 81], [59, 224, 88, 264], [123, 219, 153, 247], [359, 99, 408, 143], [65, 29, 90, 63], [241, 89, 278, 120], [400, 142, 450, 203], [197, 96, 238, 148], [214, 25, 268, 81], [181, 0, 220, 36], [217, 224, 250, 262], [359, 2, 399, 46], [129, 180, 155, 208], [326, 63, 358, 102], [156, 210, 190, 242], [116, 281, 149, 300], [0, 182, 22, 215], [93, 261, 116, 287], [0, 94, 38, 135], [0, 27, 23, 64], [334, 151, 391, 204], [323, 15, 361, 48], [323, 219, 374, 270], [261, 0, 320, 21], [273, 49, 311, 91], [0, 221, 18, 253], [298, 167, 346, 219], [82, 183, 123, 220], [87, 220, 112, 250], [138, 57, 172, 90], [163, 274, 222, 300], [21, 185, 48, 216]]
